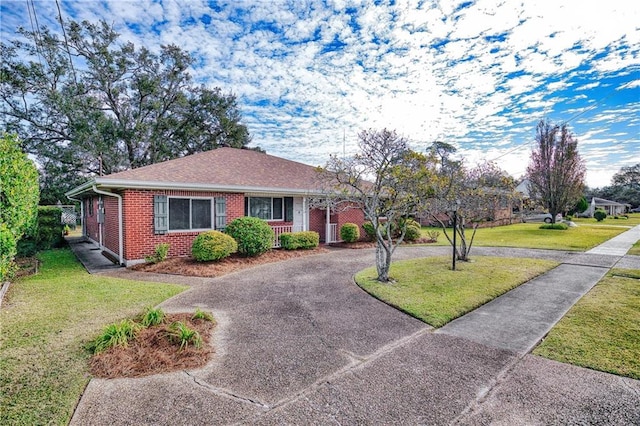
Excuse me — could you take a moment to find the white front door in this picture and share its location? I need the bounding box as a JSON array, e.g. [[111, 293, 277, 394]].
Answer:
[[293, 197, 304, 231]]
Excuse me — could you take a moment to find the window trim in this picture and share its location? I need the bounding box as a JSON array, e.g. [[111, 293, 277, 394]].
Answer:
[[167, 196, 214, 232], [246, 196, 285, 222]]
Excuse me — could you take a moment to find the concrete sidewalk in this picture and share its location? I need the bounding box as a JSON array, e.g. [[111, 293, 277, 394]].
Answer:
[[69, 228, 640, 425], [439, 224, 640, 354]]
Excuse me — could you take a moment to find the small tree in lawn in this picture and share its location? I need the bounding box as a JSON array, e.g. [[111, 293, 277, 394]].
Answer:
[[422, 142, 517, 262], [526, 119, 586, 223], [319, 128, 437, 282]]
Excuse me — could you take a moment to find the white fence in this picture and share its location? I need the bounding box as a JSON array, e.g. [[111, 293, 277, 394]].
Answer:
[[327, 223, 339, 243], [271, 225, 294, 248]]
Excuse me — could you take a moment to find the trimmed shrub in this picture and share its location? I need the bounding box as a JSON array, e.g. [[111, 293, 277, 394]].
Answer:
[[594, 209, 607, 222], [362, 221, 376, 241], [191, 230, 237, 262], [280, 231, 320, 250], [340, 223, 360, 243], [225, 216, 274, 257], [403, 223, 422, 241], [539, 223, 569, 230], [145, 243, 170, 264]]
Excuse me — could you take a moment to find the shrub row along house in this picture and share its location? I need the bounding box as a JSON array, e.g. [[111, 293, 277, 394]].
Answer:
[[66, 148, 364, 266]]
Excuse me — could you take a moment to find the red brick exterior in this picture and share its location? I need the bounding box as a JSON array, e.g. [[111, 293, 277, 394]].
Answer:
[[84, 189, 367, 263], [119, 189, 245, 262]]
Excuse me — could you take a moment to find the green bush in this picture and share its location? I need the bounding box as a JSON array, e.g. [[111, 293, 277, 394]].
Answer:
[[403, 223, 422, 241], [16, 206, 65, 257], [362, 221, 376, 241], [539, 223, 569, 230], [594, 209, 607, 222], [225, 216, 274, 257], [340, 223, 360, 243], [0, 133, 39, 281], [168, 321, 202, 350], [145, 243, 170, 264], [280, 231, 320, 250], [0, 223, 17, 280], [191, 230, 237, 262]]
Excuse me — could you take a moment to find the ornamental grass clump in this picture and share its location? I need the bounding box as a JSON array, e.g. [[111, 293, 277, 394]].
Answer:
[[225, 216, 274, 257], [168, 321, 202, 350], [89, 319, 140, 354], [191, 230, 238, 262], [140, 306, 166, 327]]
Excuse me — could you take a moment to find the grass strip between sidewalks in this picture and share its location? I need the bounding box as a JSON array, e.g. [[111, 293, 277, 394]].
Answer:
[[420, 223, 628, 251], [0, 248, 187, 425], [355, 256, 559, 327], [534, 268, 640, 380]]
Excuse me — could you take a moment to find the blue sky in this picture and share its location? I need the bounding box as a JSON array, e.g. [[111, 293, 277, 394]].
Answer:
[[1, 0, 638, 188]]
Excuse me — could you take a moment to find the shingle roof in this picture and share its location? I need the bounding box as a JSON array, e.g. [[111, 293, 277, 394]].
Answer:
[[98, 147, 324, 193]]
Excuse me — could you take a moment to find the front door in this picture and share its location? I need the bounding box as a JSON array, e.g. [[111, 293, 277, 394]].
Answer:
[[293, 197, 304, 232]]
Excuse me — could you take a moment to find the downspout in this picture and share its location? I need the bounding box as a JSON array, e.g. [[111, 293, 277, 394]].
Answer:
[[92, 185, 124, 265]]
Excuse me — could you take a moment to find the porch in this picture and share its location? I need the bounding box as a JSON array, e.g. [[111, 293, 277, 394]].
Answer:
[[271, 223, 339, 247]]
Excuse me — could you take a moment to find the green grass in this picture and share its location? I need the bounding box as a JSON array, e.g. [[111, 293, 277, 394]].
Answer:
[[355, 256, 559, 327], [629, 240, 640, 256], [572, 213, 640, 227], [534, 269, 640, 380], [420, 222, 629, 251], [0, 248, 187, 425]]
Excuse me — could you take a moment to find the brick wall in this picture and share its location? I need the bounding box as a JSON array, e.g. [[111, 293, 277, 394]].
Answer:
[[308, 205, 366, 242], [85, 196, 99, 242], [103, 196, 120, 255], [119, 189, 245, 262]]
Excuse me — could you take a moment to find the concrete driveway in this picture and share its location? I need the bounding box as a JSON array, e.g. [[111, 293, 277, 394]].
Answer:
[[71, 246, 640, 425]]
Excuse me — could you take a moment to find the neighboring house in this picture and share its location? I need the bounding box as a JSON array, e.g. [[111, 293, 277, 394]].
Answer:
[[66, 148, 364, 266], [581, 197, 631, 217]]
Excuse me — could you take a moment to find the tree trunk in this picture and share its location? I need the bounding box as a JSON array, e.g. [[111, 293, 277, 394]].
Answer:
[[375, 238, 392, 282]]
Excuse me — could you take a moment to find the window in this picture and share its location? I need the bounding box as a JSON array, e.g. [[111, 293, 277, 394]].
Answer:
[[168, 197, 212, 231], [246, 197, 286, 221]]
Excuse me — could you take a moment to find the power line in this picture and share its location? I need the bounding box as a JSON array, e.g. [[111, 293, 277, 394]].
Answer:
[[55, 0, 77, 85], [25, 0, 43, 67]]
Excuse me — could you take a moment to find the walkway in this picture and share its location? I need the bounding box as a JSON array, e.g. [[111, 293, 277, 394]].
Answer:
[[69, 227, 640, 425]]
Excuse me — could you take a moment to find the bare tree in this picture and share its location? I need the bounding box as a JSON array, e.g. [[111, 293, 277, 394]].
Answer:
[[422, 142, 517, 262], [526, 119, 586, 222], [319, 129, 437, 282]]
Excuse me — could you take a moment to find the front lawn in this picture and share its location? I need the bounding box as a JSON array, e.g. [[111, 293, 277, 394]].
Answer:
[[355, 256, 559, 327], [0, 249, 187, 425], [573, 213, 640, 227], [421, 223, 628, 251], [533, 268, 640, 380]]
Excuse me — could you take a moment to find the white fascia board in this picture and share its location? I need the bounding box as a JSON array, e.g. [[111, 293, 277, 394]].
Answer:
[[88, 178, 325, 196]]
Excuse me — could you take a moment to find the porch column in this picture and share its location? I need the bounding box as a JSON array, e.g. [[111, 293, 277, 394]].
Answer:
[[325, 205, 331, 245]]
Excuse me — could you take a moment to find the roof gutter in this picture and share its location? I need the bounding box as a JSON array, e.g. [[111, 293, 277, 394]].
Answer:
[[91, 185, 124, 266]]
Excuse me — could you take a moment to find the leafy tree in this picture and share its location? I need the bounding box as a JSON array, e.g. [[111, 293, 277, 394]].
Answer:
[[572, 196, 589, 215], [319, 129, 437, 282], [0, 133, 39, 280], [422, 145, 517, 262], [526, 119, 586, 223], [1, 20, 253, 202], [587, 164, 640, 209]]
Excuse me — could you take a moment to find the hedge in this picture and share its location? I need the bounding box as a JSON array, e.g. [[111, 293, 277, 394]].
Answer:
[[279, 231, 320, 250]]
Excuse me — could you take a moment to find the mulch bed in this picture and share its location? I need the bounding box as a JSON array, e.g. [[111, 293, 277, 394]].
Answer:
[[89, 313, 215, 378], [130, 247, 330, 277]]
